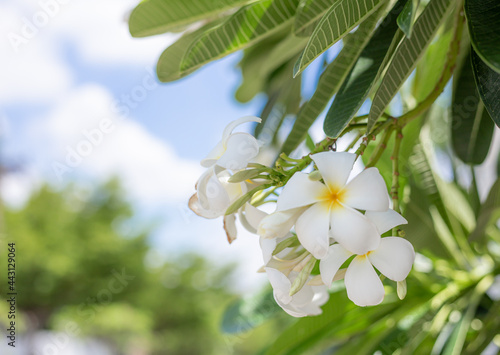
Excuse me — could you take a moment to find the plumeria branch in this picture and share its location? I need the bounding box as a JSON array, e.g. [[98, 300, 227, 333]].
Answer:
[[391, 128, 403, 236]]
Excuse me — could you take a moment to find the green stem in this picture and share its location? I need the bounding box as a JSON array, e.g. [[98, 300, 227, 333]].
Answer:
[[391, 129, 403, 235], [282, 137, 335, 181], [346, 132, 363, 152], [366, 127, 394, 168]]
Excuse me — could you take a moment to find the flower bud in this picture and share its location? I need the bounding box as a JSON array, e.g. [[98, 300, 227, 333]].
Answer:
[[258, 207, 304, 239]]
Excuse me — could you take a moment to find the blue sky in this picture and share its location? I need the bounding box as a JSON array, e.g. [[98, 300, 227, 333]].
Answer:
[[0, 0, 279, 292]]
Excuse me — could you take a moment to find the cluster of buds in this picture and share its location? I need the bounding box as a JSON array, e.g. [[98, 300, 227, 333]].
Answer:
[[189, 118, 416, 317]]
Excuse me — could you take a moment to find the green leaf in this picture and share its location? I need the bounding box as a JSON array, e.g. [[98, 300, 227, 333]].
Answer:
[[293, 0, 339, 37], [323, 0, 406, 138], [397, 0, 420, 38], [469, 178, 500, 242], [254, 61, 302, 140], [465, 0, 500, 73], [289, 257, 316, 296], [221, 288, 280, 333], [464, 300, 500, 355], [235, 30, 290, 102], [442, 277, 494, 355], [258, 34, 309, 79], [403, 137, 452, 258], [434, 178, 476, 233], [367, 0, 455, 132], [273, 236, 300, 255], [265, 291, 398, 355], [293, 0, 385, 76], [157, 21, 221, 82], [452, 52, 494, 164], [413, 26, 453, 100], [282, 7, 385, 153], [129, 0, 254, 37], [181, 0, 300, 74], [305, 134, 316, 151], [471, 50, 500, 127]]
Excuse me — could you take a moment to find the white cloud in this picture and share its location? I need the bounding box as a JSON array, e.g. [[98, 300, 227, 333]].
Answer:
[[48, 0, 177, 65], [43, 84, 203, 204], [0, 3, 73, 104], [0, 0, 175, 104], [2, 0, 175, 65]]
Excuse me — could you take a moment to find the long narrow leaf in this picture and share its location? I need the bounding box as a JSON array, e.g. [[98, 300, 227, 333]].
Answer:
[[129, 0, 254, 37], [471, 50, 500, 127], [157, 21, 221, 82], [367, 0, 455, 132], [181, 0, 300, 74], [465, 0, 500, 73], [293, 0, 385, 76], [282, 7, 386, 153], [397, 0, 420, 38], [452, 52, 494, 164], [469, 178, 500, 242], [293, 0, 340, 37], [323, 0, 406, 138]]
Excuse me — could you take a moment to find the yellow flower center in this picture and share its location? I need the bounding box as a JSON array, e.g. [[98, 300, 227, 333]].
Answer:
[[320, 187, 345, 210]]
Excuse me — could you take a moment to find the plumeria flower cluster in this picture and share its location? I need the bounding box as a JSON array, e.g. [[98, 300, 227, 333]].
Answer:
[[189, 116, 262, 242], [189, 117, 416, 317]]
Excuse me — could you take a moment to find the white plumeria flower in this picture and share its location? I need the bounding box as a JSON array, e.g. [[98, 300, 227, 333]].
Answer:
[[240, 204, 294, 264], [276, 151, 390, 259], [319, 209, 415, 307], [189, 168, 247, 219], [266, 268, 329, 317], [201, 116, 262, 171], [258, 207, 306, 240]]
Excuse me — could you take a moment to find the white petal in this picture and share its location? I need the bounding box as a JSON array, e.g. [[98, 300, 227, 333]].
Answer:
[[295, 203, 331, 259], [368, 237, 415, 281], [221, 116, 261, 143], [274, 297, 308, 317], [330, 205, 380, 255], [320, 244, 353, 286], [365, 209, 408, 234], [188, 194, 220, 219], [266, 268, 292, 304], [290, 283, 315, 307], [196, 168, 216, 210], [205, 176, 231, 212], [342, 168, 390, 211], [276, 283, 329, 317], [223, 214, 237, 244], [311, 285, 330, 307], [220, 175, 247, 204], [297, 303, 323, 317], [260, 237, 277, 264], [258, 207, 304, 239], [217, 133, 260, 170], [311, 152, 355, 190], [242, 204, 268, 232], [277, 172, 327, 211], [345, 256, 385, 306], [200, 141, 225, 167]]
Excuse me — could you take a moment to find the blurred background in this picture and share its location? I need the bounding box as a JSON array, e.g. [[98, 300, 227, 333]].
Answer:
[[2, 1, 500, 354], [0, 0, 299, 353]]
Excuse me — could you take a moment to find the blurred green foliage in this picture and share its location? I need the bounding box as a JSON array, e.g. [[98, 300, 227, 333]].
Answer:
[[1, 181, 278, 354]]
